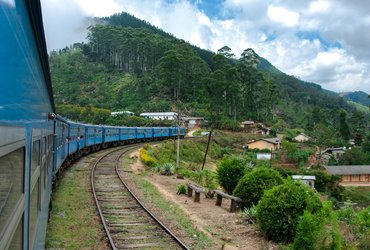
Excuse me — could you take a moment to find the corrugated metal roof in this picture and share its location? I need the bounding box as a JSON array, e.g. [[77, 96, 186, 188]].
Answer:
[[325, 165, 370, 175], [140, 112, 177, 116], [247, 138, 280, 145], [292, 175, 316, 180]]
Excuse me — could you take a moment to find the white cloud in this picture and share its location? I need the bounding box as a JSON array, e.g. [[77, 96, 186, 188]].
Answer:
[[308, 0, 330, 14], [76, 0, 123, 17], [41, 0, 370, 93], [267, 6, 299, 27]]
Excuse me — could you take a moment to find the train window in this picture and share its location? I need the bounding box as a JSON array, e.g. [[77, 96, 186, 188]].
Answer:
[[8, 216, 23, 250], [31, 140, 40, 174], [29, 179, 39, 246], [42, 137, 46, 155], [0, 148, 25, 237]]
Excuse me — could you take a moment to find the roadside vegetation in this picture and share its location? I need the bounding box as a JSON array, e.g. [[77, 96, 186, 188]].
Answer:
[[45, 155, 107, 249], [136, 131, 370, 249]]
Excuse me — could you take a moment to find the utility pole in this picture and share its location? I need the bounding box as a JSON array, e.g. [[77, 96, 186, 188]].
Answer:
[[176, 113, 181, 169]]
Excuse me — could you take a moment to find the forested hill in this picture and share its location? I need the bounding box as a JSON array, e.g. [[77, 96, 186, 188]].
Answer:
[[50, 12, 369, 143], [339, 91, 370, 107]]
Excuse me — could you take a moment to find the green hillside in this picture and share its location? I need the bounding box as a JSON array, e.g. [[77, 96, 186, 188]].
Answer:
[[50, 12, 369, 143]]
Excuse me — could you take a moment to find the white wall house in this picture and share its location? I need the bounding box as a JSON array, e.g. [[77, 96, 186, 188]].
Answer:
[[140, 112, 178, 120], [111, 111, 134, 116]]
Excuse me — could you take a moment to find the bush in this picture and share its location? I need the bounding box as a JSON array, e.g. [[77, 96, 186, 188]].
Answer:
[[256, 181, 322, 243], [176, 184, 187, 195], [242, 205, 257, 224], [192, 169, 217, 190], [216, 156, 248, 194], [293, 211, 322, 250], [233, 168, 283, 208], [158, 162, 175, 175], [139, 148, 156, 166]]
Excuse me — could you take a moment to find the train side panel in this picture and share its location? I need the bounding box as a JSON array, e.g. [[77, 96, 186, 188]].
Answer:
[[0, 1, 55, 249]]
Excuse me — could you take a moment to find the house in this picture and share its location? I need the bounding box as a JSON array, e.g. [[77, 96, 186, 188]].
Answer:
[[241, 120, 255, 128], [325, 165, 370, 186], [139, 112, 178, 120], [111, 111, 134, 116], [181, 117, 204, 129], [257, 153, 272, 160], [322, 147, 346, 161], [294, 133, 312, 142], [292, 175, 316, 189], [247, 138, 281, 151]]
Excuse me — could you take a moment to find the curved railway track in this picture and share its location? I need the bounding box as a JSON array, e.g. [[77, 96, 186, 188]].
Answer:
[[91, 145, 189, 250]]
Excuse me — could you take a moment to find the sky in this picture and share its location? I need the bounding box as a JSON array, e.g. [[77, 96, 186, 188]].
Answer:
[[41, 0, 370, 94]]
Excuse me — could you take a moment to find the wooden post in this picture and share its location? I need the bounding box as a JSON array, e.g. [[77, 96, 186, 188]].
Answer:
[[187, 186, 193, 197], [216, 193, 222, 206], [201, 130, 212, 170], [194, 192, 200, 202]]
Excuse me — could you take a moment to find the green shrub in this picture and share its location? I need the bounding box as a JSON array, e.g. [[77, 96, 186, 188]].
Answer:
[[293, 211, 322, 250], [176, 184, 187, 195], [216, 156, 248, 194], [233, 168, 283, 208], [256, 181, 322, 243], [158, 162, 175, 175], [192, 169, 217, 190], [242, 205, 257, 224]]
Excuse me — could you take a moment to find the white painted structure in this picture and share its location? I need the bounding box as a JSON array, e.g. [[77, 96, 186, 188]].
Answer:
[[257, 153, 272, 160], [111, 111, 134, 116], [140, 112, 178, 120], [292, 175, 316, 189]]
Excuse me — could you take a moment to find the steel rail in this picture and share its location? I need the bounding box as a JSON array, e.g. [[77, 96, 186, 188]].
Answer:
[[91, 144, 189, 250]]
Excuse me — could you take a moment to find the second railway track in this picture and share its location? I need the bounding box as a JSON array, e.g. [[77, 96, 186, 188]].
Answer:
[[91, 145, 188, 250]]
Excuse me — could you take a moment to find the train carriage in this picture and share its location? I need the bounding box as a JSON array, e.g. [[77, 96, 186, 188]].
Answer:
[[136, 127, 154, 141], [0, 1, 187, 249], [103, 126, 120, 144], [120, 127, 136, 143], [0, 1, 55, 249]]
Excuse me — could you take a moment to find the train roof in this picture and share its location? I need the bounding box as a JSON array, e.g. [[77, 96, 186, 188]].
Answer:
[[26, 0, 55, 111]]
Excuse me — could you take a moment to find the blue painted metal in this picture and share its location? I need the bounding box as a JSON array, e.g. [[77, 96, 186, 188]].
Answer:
[[0, 2, 188, 248]]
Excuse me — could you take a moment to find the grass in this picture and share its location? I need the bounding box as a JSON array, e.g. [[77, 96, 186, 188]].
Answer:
[[45, 155, 106, 249], [343, 186, 370, 206]]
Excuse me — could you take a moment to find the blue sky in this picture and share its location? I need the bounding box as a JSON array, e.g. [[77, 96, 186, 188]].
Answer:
[[41, 0, 370, 93]]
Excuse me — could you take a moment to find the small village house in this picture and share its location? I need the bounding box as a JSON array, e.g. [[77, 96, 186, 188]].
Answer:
[[181, 117, 204, 129], [292, 175, 316, 189], [240, 120, 255, 128], [140, 112, 178, 120], [325, 165, 370, 186], [322, 147, 346, 161], [247, 138, 281, 151]]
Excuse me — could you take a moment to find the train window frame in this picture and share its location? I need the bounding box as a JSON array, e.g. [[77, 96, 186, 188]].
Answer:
[[8, 214, 23, 250], [0, 146, 26, 248]]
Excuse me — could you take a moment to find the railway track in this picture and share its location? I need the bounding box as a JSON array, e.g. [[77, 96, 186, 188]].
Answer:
[[91, 145, 188, 250]]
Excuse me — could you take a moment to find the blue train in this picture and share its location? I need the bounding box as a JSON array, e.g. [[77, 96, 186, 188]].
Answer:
[[0, 1, 185, 249]]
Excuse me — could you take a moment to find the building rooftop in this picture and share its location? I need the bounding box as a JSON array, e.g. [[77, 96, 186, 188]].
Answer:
[[325, 165, 370, 175], [247, 138, 280, 145], [140, 112, 177, 116], [292, 175, 316, 180]]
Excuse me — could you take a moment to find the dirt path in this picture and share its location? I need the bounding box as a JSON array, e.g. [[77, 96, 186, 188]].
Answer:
[[187, 129, 198, 137], [128, 150, 274, 250]]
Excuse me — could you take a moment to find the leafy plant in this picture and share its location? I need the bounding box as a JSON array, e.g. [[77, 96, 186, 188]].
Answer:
[[139, 148, 156, 166], [233, 167, 283, 208], [192, 169, 217, 190], [256, 180, 323, 243], [159, 162, 175, 175], [216, 155, 248, 194], [242, 206, 257, 224], [176, 184, 187, 195]]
